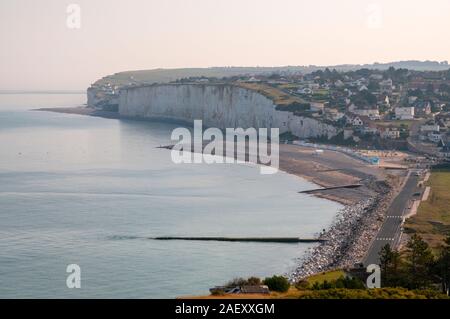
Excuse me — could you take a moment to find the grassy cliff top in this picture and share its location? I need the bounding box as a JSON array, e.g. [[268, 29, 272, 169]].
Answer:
[[236, 82, 305, 106]]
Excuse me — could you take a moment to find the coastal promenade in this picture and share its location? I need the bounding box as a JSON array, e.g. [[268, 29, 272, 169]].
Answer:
[[364, 173, 420, 265]]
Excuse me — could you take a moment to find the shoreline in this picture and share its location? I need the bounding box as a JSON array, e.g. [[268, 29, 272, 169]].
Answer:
[[35, 106, 395, 280], [34, 106, 382, 205]]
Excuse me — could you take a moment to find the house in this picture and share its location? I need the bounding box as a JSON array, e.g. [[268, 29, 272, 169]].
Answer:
[[352, 116, 364, 127], [358, 85, 368, 92], [362, 126, 379, 136], [246, 76, 261, 82], [370, 74, 383, 81], [380, 79, 393, 94], [414, 101, 432, 116], [420, 124, 440, 133], [343, 128, 354, 140], [440, 144, 450, 158], [334, 80, 345, 88], [308, 83, 320, 90], [428, 132, 443, 143], [381, 128, 400, 139], [351, 108, 380, 119], [297, 88, 313, 95], [395, 107, 415, 120]]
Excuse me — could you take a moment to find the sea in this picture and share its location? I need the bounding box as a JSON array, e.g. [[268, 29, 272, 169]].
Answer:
[[0, 93, 341, 298]]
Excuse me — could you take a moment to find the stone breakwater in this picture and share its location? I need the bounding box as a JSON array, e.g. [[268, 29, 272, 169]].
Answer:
[[289, 181, 393, 281]]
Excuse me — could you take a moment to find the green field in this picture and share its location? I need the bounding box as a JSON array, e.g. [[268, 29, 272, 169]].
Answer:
[[405, 169, 450, 248], [236, 82, 304, 106]]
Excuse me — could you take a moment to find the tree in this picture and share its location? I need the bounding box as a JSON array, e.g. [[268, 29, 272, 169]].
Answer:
[[379, 244, 402, 287], [406, 234, 435, 289], [263, 275, 290, 292], [433, 236, 450, 295], [368, 81, 380, 91]]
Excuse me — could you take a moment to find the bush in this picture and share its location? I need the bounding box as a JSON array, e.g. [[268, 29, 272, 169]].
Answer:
[[225, 277, 248, 288], [247, 277, 262, 285], [311, 276, 365, 290], [263, 275, 290, 292], [225, 276, 261, 287], [295, 280, 310, 290], [298, 288, 449, 299]]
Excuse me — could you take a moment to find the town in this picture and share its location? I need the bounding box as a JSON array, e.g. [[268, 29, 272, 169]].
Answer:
[[169, 67, 450, 159]]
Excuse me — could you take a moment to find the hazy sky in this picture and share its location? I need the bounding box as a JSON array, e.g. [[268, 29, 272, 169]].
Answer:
[[1, 0, 450, 90]]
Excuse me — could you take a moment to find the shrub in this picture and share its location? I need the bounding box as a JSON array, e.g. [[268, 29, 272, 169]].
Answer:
[[311, 276, 365, 290], [225, 277, 248, 288], [298, 288, 449, 299], [225, 276, 261, 288], [247, 277, 262, 286], [263, 275, 290, 293]]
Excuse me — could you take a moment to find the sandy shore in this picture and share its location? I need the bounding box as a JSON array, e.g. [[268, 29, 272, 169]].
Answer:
[[36, 106, 397, 280]]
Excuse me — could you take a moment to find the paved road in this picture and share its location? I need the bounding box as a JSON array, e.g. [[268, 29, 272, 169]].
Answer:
[[364, 173, 420, 265]]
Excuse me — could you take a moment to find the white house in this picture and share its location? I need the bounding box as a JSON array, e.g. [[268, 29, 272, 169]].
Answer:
[[395, 107, 415, 120], [297, 88, 313, 95], [420, 124, 440, 133], [362, 127, 379, 135], [351, 108, 380, 119], [334, 80, 345, 88], [358, 85, 368, 92], [352, 116, 364, 127]]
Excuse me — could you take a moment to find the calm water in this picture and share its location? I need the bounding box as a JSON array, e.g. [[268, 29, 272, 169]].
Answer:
[[0, 93, 341, 298]]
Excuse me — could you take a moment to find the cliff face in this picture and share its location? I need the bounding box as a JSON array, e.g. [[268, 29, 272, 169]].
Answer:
[[118, 84, 338, 139]]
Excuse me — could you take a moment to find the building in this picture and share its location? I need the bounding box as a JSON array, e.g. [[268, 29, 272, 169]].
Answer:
[[428, 132, 443, 143], [395, 107, 415, 120], [414, 101, 432, 116], [380, 79, 393, 94], [343, 128, 354, 140], [297, 88, 313, 95], [440, 144, 450, 158], [362, 126, 379, 136], [351, 108, 380, 119], [420, 124, 440, 133], [351, 116, 364, 127]]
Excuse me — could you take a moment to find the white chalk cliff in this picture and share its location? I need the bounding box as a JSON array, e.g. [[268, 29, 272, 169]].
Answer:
[[118, 84, 338, 139]]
